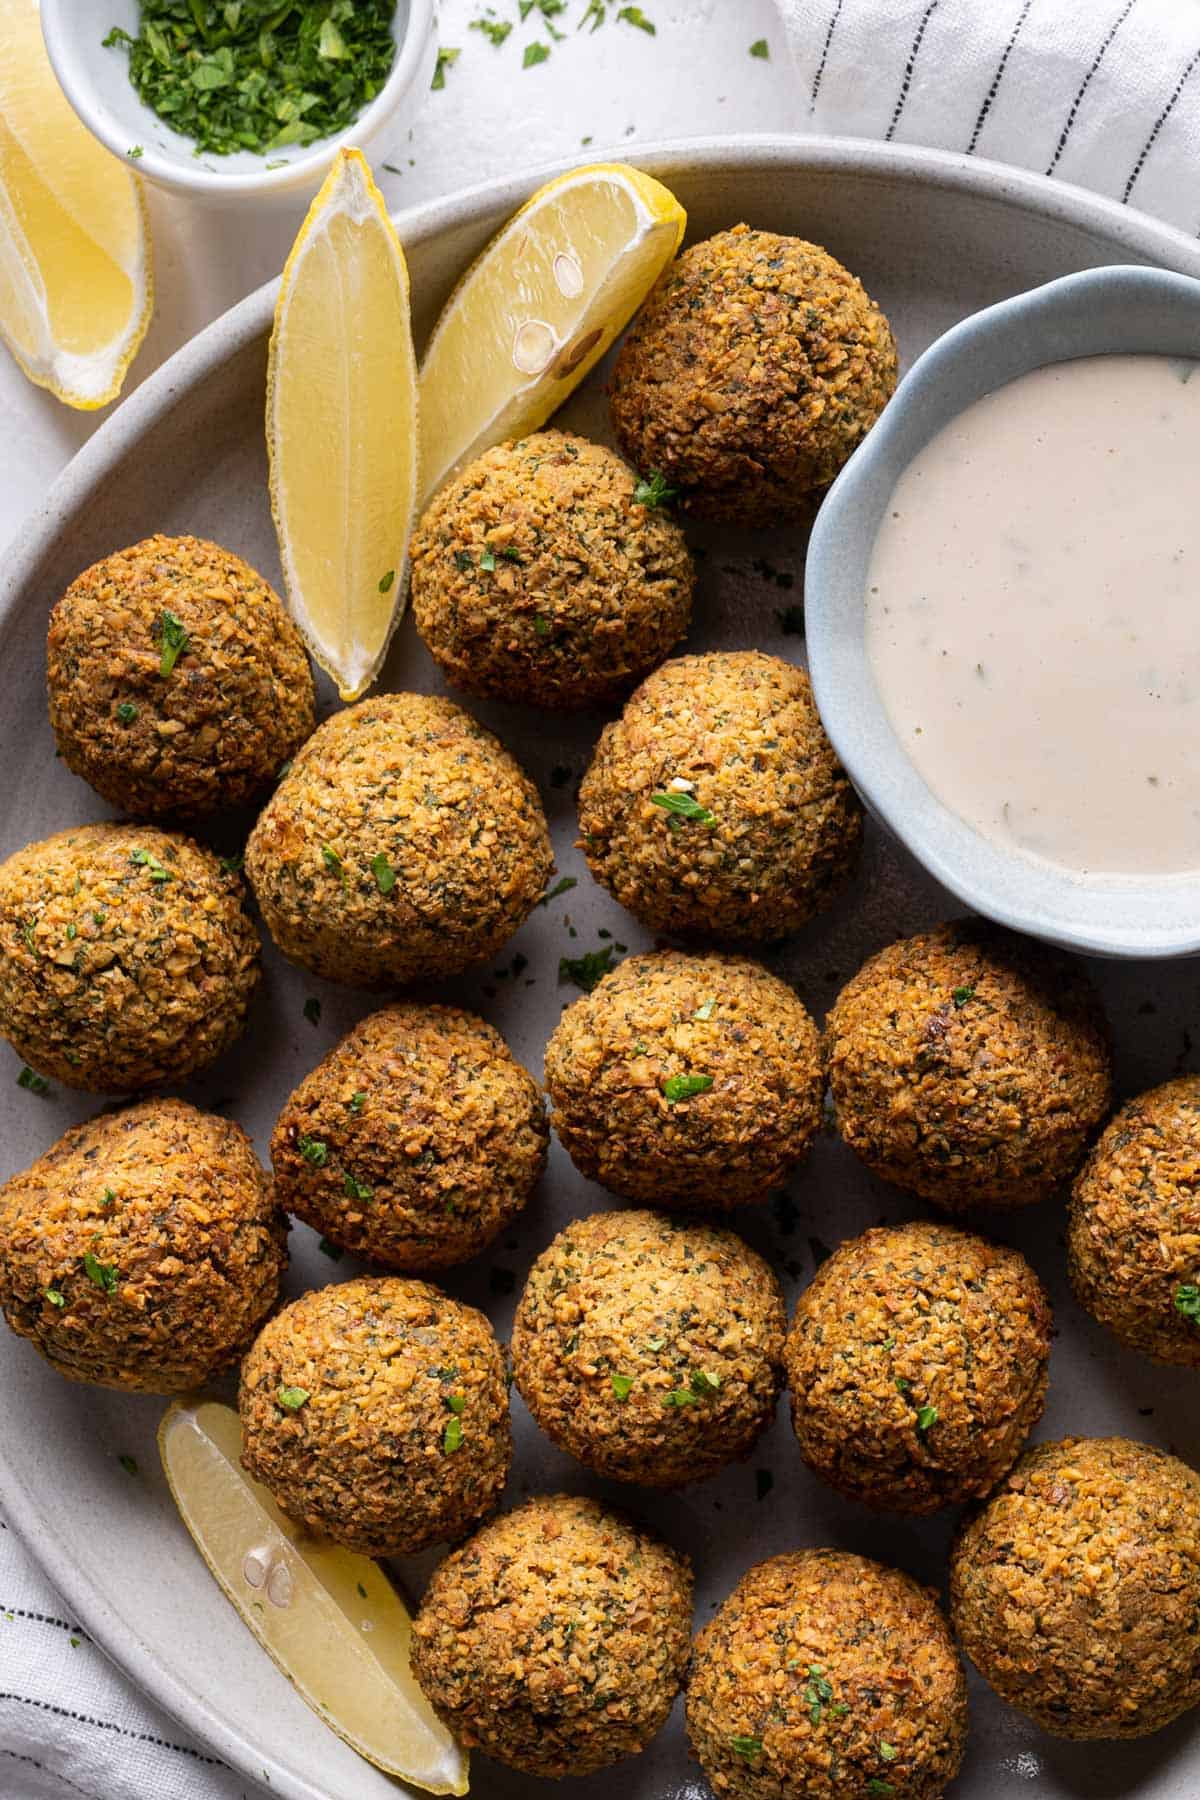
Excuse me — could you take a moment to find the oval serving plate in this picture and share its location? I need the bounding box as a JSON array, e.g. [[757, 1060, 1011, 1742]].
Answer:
[[4, 137, 1200, 1800]]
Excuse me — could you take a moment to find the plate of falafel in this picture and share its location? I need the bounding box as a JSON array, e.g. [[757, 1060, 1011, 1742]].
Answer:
[[5, 135, 1200, 1800]]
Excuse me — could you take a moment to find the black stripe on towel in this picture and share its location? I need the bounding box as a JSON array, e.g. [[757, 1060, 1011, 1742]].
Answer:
[[810, 0, 847, 106], [0, 1693, 223, 1766], [1123, 43, 1200, 200], [1045, 0, 1138, 174], [886, 0, 942, 141], [967, 0, 1034, 153]]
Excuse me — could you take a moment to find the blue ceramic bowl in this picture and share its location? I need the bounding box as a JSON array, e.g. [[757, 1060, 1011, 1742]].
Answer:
[[805, 263, 1200, 959]]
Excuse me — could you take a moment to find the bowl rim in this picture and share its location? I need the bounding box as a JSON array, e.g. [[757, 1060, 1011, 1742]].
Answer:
[[39, 0, 436, 196], [805, 260, 1200, 960]]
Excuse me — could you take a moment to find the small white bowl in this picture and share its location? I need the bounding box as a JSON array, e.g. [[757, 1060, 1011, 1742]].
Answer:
[[805, 263, 1200, 960], [41, 0, 437, 206]]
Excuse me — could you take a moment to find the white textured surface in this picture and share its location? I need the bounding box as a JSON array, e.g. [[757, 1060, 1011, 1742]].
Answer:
[[0, 0, 790, 551]]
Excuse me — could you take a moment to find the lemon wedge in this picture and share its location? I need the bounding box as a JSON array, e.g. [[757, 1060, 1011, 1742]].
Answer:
[[266, 146, 419, 701], [418, 161, 686, 505], [159, 1398, 468, 1797], [0, 0, 152, 410]]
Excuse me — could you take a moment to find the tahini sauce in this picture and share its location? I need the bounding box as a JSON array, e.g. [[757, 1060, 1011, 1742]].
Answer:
[[866, 354, 1200, 877]]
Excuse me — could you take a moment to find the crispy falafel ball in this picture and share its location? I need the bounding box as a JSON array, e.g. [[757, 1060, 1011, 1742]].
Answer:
[[411, 1492, 692, 1777], [579, 651, 862, 940], [687, 1549, 967, 1800], [544, 950, 823, 1209], [785, 1221, 1051, 1513], [1069, 1077, 1200, 1366], [239, 1276, 510, 1557], [271, 1002, 547, 1271], [47, 534, 315, 819], [610, 225, 898, 528], [410, 431, 694, 709], [245, 693, 551, 988], [0, 1098, 285, 1392], [827, 921, 1112, 1211], [512, 1208, 785, 1486], [950, 1436, 1200, 1739], [0, 822, 260, 1092]]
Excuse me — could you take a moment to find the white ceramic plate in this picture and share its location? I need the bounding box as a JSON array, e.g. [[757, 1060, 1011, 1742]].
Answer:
[[4, 137, 1200, 1800]]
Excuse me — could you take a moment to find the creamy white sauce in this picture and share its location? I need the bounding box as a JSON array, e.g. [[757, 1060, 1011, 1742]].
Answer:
[[866, 353, 1200, 878]]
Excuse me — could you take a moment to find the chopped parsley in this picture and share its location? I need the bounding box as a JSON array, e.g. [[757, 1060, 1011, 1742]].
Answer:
[[298, 1136, 328, 1167], [118, 1454, 138, 1476], [694, 998, 716, 1021], [559, 944, 617, 991], [432, 45, 460, 88], [662, 1073, 713, 1103], [378, 569, 396, 594], [446, 1393, 466, 1415], [479, 546, 497, 571], [44, 1288, 66, 1308], [895, 1376, 911, 1394], [303, 996, 322, 1026], [116, 701, 138, 724], [348, 1091, 366, 1115], [650, 789, 716, 826], [952, 985, 976, 1007], [538, 874, 578, 906], [633, 469, 678, 508], [101, 1188, 117, 1208], [915, 1404, 938, 1434], [219, 852, 245, 873], [750, 37, 770, 58], [1174, 1283, 1200, 1322], [730, 1735, 763, 1764], [523, 40, 551, 66], [130, 847, 172, 882], [803, 1666, 848, 1726], [879, 1742, 899, 1761], [83, 1252, 118, 1295], [443, 1412, 464, 1453], [611, 1373, 634, 1401], [471, 17, 513, 47], [663, 1369, 720, 1406], [155, 608, 189, 677], [322, 846, 346, 885], [618, 5, 655, 31], [317, 1236, 344, 1261], [103, 3, 399, 155], [454, 548, 474, 572], [17, 1066, 50, 1095], [371, 851, 396, 894], [344, 1173, 373, 1202], [276, 1386, 309, 1411]]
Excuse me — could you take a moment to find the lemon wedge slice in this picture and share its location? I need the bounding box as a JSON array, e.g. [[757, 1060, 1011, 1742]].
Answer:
[[0, 0, 152, 410], [418, 161, 686, 505], [266, 146, 419, 701], [159, 1398, 468, 1797]]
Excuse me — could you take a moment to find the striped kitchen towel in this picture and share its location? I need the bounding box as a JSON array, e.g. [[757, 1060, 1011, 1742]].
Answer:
[[780, 0, 1200, 235]]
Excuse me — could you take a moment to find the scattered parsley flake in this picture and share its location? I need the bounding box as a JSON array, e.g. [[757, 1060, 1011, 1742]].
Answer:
[[303, 996, 321, 1026], [804, 1666, 844, 1726], [479, 546, 498, 571], [559, 944, 617, 991], [116, 701, 138, 723], [730, 1735, 763, 1764], [298, 1136, 328, 1167], [662, 1386, 699, 1407], [102, 1188, 116, 1208], [371, 851, 396, 894], [432, 46, 460, 89], [579, 0, 606, 28], [322, 846, 347, 885], [650, 790, 716, 826], [443, 1413, 464, 1453], [378, 569, 396, 593], [750, 37, 770, 58], [44, 1288, 66, 1308], [523, 40, 551, 66], [895, 1376, 911, 1394], [633, 469, 678, 508], [454, 548, 474, 572], [663, 1073, 713, 1103], [344, 1173, 373, 1203], [618, 5, 655, 31], [1175, 1283, 1200, 1322], [539, 875, 578, 906], [952, 985, 976, 1007], [131, 847, 172, 882], [611, 1373, 634, 1401], [118, 1454, 138, 1476], [916, 1404, 938, 1433], [83, 1252, 118, 1295], [471, 16, 512, 45], [156, 608, 189, 677], [127, 145, 144, 158], [276, 1386, 309, 1411], [219, 852, 245, 874], [348, 1091, 367, 1115], [879, 1742, 899, 1762], [17, 1066, 50, 1095], [694, 999, 717, 1021], [446, 1393, 466, 1415]]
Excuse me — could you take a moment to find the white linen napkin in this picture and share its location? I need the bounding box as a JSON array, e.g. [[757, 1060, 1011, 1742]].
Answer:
[[779, 0, 1200, 234]]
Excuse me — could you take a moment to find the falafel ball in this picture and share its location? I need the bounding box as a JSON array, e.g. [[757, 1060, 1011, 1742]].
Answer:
[[0, 1098, 285, 1391], [579, 650, 862, 940], [950, 1436, 1200, 1739], [610, 224, 898, 528], [410, 431, 694, 709], [239, 1275, 510, 1556], [827, 920, 1112, 1211], [0, 822, 260, 1091], [47, 534, 315, 819], [245, 693, 551, 988], [544, 949, 823, 1208], [1069, 1076, 1200, 1366], [687, 1549, 967, 1800], [271, 1002, 547, 1271], [784, 1220, 1051, 1513], [512, 1208, 785, 1486], [411, 1492, 692, 1777]]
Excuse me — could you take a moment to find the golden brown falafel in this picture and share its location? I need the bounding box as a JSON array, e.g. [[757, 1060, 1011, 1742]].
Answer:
[[0, 1098, 285, 1391], [512, 1208, 785, 1486], [0, 822, 260, 1091], [610, 225, 898, 527], [579, 650, 862, 940], [245, 692, 551, 988], [827, 920, 1112, 1211], [47, 534, 315, 818], [687, 1548, 967, 1800], [1069, 1076, 1200, 1365], [785, 1220, 1052, 1513], [271, 1002, 547, 1271], [950, 1436, 1200, 1739], [411, 1492, 693, 1778], [238, 1275, 510, 1557], [544, 949, 823, 1208], [410, 431, 694, 708]]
